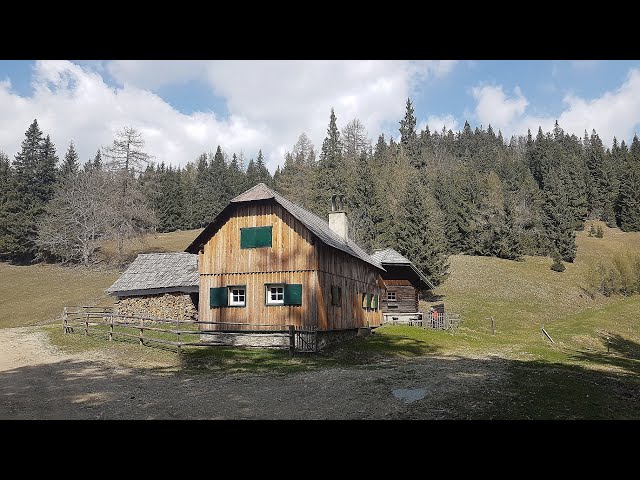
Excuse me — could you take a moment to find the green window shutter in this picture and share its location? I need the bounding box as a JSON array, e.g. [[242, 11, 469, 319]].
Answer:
[[373, 294, 379, 310], [366, 293, 372, 309], [283, 284, 302, 305], [210, 287, 228, 307], [240, 226, 272, 248]]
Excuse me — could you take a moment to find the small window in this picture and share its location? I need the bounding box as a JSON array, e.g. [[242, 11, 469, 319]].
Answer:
[[387, 291, 396, 301], [331, 285, 342, 306], [228, 286, 246, 307], [362, 293, 367, 309], [266, 284, 285, 305]]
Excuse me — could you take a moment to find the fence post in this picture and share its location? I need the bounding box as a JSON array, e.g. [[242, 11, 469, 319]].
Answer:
[[139, 318, 144, 346], [289, 325, 295, 356], [109, 314, 113, 341], [491, 317, 495, 336], [85, 312, 89, 336], [63, 307, 68, 334], [176, 318, 181, 355]]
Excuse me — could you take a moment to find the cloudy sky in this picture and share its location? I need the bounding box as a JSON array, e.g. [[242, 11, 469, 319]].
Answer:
[[1, 60, 639, 173]]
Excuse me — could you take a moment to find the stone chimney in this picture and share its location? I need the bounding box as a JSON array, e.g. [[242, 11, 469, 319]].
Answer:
[[328, 194, 348, 242]]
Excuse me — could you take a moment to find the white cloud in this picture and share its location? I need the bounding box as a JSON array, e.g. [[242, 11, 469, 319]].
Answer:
[[470, 70, 640, 144], [0, 61, 265, 170], [472, 84, 528, 129], [417, 115, 459, 134], [0, 60, 459, 173]]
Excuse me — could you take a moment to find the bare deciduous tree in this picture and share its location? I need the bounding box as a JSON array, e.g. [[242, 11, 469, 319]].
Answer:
[[102, 126, 153, 173], [36, 169, 111, 265], [341, 118, 371, 158]]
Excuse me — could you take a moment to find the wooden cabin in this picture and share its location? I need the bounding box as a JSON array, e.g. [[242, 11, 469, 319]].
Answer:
[[370, 248, 434, 323], [185, 184, 385, 346], [106, 252, 199, 320]]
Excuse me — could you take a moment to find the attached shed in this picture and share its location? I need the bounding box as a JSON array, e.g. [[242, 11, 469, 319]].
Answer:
[[370, 248, 434, 322], [106, 252, 199, 320]]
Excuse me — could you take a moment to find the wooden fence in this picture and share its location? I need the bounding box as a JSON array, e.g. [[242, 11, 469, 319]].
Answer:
[[383, 312, 462, 331], [62, 306, 317, 355]]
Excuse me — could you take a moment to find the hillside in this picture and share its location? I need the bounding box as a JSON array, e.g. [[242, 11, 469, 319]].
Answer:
[[0, 228, 203, 329], [2, 221, 639, 352], [423, 220, 640, 363]]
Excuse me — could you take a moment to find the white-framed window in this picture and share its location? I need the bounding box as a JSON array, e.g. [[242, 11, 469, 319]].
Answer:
[[266, 284, 285, 305], [387, 291, 396, 301], [229, 286, 246, 307]]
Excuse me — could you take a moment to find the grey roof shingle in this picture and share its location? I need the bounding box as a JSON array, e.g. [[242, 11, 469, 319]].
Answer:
[[189, 183, 384, 271], [106, 252, 198, 294], [371, 248, 435, 289], [370, 248, 413, 265]]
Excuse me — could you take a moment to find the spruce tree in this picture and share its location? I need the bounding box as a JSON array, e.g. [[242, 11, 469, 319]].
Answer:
[[391, 171, 449, 287], [542, 166, 576, 262], [399, 98, 419, 165], [0, 119, 59, 262], [254, 150, 272, 186], [616, 135, 640, 231], [315, 108, 345, 215], [60, 141, 79, 179]]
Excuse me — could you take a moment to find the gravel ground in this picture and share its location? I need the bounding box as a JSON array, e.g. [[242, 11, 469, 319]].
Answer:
[[0, 327, 506, 419]]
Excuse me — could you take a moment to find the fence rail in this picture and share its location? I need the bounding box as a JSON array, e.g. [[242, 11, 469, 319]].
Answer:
[[62, 306, 317, 354], [383, 311, 462, 331]]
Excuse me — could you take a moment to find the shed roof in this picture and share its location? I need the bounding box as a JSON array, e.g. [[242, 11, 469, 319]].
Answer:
[[186, 183, 384, 271], [371, 248, 435, 289], [106, 252, 198, 296]]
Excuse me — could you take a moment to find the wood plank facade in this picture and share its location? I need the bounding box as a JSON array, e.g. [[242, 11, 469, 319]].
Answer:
[[197, 200, 383, 331], [380, 279, 418, 313]]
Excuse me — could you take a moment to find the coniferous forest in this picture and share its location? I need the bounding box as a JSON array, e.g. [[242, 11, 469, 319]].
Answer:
[[1, 99, 640, 287]]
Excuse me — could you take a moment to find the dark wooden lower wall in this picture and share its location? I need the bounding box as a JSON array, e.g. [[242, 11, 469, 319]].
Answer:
[[381, 284, 418, 313]]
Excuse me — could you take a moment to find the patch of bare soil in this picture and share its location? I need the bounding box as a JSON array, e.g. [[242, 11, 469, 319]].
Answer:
[[0, 327, 506, 419]]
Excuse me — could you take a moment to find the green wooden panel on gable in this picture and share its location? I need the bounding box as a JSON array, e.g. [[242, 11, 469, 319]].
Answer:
[[283, 284, 302, 305], [210, 287, 228, 307], [240, 226, 272, 248]]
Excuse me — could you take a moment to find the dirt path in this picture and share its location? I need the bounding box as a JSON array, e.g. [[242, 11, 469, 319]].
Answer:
[[0, 327, 507, 419]]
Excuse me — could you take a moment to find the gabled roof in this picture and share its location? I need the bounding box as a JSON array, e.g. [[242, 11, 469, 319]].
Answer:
[[106, 252, 199, 296], [371, 248, 435, 289], [186, 183, 384, 271]]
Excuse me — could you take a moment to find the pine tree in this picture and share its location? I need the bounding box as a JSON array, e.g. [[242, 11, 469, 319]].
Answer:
[[246, 158, 257, 186], [60, 141, 79, 179], [542, 166, 576, 262], [154, 165, 185, 232], [315, 108, 345, 215], [227, 153, 247, 196], [399, 98, 418, 165], [0, 119, 59, 262], [254, 149, 272, 186], [390, 171, 449, 287], [348, 150, 379, 251], [616, 135, 640, 231]]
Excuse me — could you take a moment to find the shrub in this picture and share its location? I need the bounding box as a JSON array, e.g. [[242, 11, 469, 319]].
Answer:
[[595, 226, 604, 238], [585, 253, 640, 297], [551, 253, 565, 272], [588, 224, 596, 237]]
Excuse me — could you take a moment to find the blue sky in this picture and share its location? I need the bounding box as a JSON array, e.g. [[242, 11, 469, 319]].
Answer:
[[1, 60, 639, 172]]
